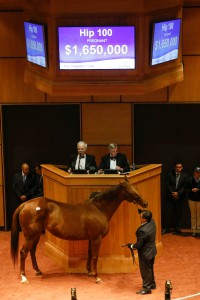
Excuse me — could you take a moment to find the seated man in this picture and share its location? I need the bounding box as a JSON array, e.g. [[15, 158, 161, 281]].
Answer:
[[67, 141, 97, 173], [98, 143, 130, 174]]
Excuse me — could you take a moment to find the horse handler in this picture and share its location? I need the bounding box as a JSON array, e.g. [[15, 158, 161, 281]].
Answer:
[[126, 209, 157, 295]]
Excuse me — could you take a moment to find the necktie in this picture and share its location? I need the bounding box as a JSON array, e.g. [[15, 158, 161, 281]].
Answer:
[[176, 174, 180, 188], [110, 157, 116, 161], [23, 175, 26, 183]]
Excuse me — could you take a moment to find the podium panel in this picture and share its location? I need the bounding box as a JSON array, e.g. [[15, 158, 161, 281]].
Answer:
[[42, 164, 162, 273]]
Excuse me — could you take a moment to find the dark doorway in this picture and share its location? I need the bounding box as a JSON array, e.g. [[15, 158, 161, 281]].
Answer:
[[134, 103, 200, 229], [2, 104, 80, 229]]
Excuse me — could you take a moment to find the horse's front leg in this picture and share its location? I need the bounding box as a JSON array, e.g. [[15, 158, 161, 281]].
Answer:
[[91, 236, 102, 283], [30, 235, 42, 276], [86, 240, 92, 275]]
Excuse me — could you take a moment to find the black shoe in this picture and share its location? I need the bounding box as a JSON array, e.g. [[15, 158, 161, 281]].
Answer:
[[162, 228, 169, 234], [151, 284, 156, 290], [136, 290, 151, 295], [192, 233, 196, 237]]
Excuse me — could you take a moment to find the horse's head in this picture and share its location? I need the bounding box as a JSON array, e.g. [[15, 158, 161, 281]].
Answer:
[[120, 177, 148, 208]]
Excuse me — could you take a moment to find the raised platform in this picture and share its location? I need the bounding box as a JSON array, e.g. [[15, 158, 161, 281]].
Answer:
[[42, 163, 162, 273]]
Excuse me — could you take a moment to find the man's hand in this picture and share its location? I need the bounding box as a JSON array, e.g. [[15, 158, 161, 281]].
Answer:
[[172, 192, 178, 199], [115, 166, 123, 172], [97, 169, 104, 174], [192, 188, 199, 193], [20, 195, 27, 202]]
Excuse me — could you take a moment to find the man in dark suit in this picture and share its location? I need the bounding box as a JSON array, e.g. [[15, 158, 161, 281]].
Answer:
[[162, 161, 188, 234], [13, 162, 36, 206], [127, 210, 157, 295], [98, 143, 130, 174], [33, 163, 43, 198], [68, 141, 97, 173]]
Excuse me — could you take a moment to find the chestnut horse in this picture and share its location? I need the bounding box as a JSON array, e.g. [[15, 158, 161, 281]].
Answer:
[[11, 178, 148, 284]]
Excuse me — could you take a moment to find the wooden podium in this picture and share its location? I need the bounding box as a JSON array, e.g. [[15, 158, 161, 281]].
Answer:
[[42, 164, 162, 273]]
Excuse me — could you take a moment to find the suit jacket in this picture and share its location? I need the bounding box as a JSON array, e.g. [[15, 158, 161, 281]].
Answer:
[[13, 172, 36, 203], [185, 176, 200, 202], [98, 153, 130, 172], [133, 219, 157, 260], [166, 170, 188, 201], [68, 154, 97, 172], [33, 174, 43, 198]]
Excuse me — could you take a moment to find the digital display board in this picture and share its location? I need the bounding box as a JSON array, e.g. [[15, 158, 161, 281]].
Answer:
[[24, 22, 47, 68], [58, 26, 135, 70], [151, 19, 181, 66]]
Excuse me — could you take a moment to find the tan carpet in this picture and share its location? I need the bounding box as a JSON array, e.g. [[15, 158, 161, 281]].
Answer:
[[1, 231, 200, 300]]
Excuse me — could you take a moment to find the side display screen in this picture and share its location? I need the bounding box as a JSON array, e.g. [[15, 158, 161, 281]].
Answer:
[[24, 22, 47, 68], [58, 26, 135, 70], [151, 19, 181, 66]]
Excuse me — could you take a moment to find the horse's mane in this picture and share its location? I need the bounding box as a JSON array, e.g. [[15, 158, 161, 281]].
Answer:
[[86, 183, 123, 205], [89, 191, 101, 199]]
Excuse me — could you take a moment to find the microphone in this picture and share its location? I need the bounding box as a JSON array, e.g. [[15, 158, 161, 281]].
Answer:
[[78, 155, 81, 169], [78, 153, 84, 169]]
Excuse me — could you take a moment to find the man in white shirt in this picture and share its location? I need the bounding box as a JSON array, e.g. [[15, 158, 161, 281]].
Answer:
[[68, 141, 97, 173]]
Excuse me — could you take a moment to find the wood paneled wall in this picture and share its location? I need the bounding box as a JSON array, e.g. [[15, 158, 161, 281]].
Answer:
[[0, 2, 200, 227], [0, 111, 4, 226], [81, 103, 133, 165], [82, 103, 132, 145], [169, 6, 200, 101]]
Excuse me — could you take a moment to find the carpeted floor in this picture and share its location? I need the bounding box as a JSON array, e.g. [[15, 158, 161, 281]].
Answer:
[[0, 230, 200, 300]]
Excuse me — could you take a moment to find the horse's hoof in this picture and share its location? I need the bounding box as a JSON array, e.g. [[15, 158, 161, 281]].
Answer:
[[95, 277, 102, 283], [36, 270, 42, 276], [21, 274, 29, 284]]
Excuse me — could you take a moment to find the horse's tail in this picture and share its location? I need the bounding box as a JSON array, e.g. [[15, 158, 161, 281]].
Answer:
[[10, 203, 25, 267]]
